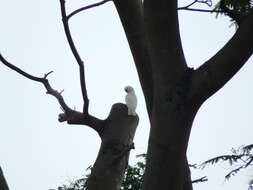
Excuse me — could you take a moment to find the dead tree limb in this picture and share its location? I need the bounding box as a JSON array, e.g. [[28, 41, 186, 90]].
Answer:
[[59, 0, 89, 113], [192, 176, 208, 184], [0, 54, 105, 136], [67, 0, 112, 20]]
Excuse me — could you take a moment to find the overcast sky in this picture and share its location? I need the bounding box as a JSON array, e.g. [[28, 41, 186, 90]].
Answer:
[[1, 0, 253, 189]]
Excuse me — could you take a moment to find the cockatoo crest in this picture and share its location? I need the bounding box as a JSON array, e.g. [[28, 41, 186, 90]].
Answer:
[[124, 86, 137, 116]]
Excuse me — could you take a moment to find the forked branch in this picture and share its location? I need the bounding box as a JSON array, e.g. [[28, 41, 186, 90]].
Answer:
[[0, 54, 105, 136], [0, 54, 71, 113], [178, 0, 221, 13], [67, 0, 112, 20], [59, 0, 89, 113], [181, 0, 212, 9]]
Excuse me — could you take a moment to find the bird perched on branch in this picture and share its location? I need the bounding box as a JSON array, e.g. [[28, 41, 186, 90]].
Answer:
[[124, 86, 137, 116]]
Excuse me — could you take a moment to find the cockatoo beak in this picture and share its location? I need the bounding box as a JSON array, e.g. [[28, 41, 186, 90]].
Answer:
[[124, 88, 128, 93]]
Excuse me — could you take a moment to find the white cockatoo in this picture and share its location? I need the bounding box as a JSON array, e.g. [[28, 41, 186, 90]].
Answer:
[[124, 86, 137, 116]]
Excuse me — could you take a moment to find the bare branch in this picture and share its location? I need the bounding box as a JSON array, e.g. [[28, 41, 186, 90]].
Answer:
[[0, 54, 43, 82], [58, 111, 105, 137], [178, 7, 221, 13], [189, 11, 253, 105], [67, 0, 112, 20], [59, 0, 89, 113], [66, 0, 221, 20], [179, 0, 212, 10], [192, 176, 208, 184], [178, 0, 221, 13], [0, 54, 71, 112], [183, 0, 199, 9], [0, 54, 105, 136], [44, 70, 54, 78]]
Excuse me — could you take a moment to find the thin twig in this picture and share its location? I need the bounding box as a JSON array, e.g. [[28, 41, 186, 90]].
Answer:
[[44, 71, 54, 78], [67, 0, 112, 20], [67, 0, 219, 20], [59, 0, 89, 113], [178, 0, 220, 13], [192, 176, 208, 184], [179, 0, 212, 9], [0, 54, 71, 112], [178, 7, 221, 13], [183, 0, 199, 9]]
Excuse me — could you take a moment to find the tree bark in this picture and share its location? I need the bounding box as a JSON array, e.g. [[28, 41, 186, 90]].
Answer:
[[86, 103, 139, 190], [113, 0, 194, 189], [142, 69, 198, 190]]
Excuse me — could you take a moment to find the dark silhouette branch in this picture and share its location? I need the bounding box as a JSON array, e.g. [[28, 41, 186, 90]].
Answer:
[[66, 0, 221, 21], [178, 7, 221, 13], [0, 54, 71, 112], [67, 0, 112, 20], [178, 0, 220, 13], [189, 11, 253, 104], [179, 0, 212, 9], [59, 0, 89, 114], [0, 54, 105, 136], [192, 176, 208, 184], [58, 111, 105, 137], [183, 0, 199, 9]]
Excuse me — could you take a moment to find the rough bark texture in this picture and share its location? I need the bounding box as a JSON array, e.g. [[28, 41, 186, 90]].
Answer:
[[86, 103, 139, 190], [0, 167, 9, 190]]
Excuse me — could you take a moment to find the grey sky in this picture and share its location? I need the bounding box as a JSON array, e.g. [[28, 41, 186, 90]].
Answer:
[[1, 0, 252, 189]]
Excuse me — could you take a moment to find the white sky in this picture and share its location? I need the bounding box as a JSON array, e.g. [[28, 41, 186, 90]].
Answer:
[[0, 0, 252, 189]]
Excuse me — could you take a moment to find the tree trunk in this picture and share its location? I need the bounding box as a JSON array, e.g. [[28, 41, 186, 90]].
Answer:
[[142, 69, 198, 190], [112, 0, 252, 189], [87, 103, 139, 190]]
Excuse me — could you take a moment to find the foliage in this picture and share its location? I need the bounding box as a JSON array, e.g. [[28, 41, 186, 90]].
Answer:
[[54, 155, 146, 190], [215, 0, 253, 13], [54, 144, 253, 189], [200, 144, 253, 180], [54, 176, 87, 190], [214, 0, 253, 23], [121, 154, 146, 190]]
